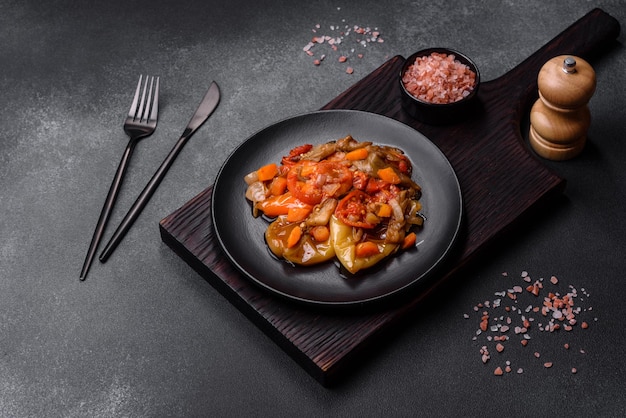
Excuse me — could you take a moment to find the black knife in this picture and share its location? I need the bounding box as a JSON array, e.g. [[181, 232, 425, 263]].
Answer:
[[99, 81, 220, 263]]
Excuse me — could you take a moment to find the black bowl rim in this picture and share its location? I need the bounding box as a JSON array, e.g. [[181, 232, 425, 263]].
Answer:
[[399, 47, 481, 107]]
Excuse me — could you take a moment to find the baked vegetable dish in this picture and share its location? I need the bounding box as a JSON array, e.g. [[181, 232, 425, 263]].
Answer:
[[244, 135, 425, 274]]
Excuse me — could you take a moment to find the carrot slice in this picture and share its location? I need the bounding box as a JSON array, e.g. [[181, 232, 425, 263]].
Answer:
[[402, 232, 417, 249], [257, 163, 278, 182], [355, 241, 380, 258], [376, 203, 392, 218], [268, 176, 288, 196], [310, 225, 330, 242], [287, 206, 312, 223], [287, 225, 302, 248], [377, 166, 401, 184], [345, 148, 368, 161]]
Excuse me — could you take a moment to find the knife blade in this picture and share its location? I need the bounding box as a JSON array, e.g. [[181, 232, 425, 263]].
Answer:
[[99, 81, 221, 263]]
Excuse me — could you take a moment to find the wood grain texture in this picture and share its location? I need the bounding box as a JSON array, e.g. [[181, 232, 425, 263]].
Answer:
[[159, 9, 620, 386]]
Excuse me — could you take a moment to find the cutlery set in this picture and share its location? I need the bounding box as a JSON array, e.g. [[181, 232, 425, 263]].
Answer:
[[80, 76, 220, 280]]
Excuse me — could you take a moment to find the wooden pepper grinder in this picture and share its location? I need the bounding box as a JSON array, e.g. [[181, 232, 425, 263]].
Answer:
[[529, 55, 596, 160]]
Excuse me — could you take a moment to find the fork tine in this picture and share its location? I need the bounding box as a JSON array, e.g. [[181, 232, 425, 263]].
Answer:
[[148, 77, 159, 122], [136, 76, 149, 122], [142, 76, 155, 123], [128, 75, 143, 119], [148, 77, 159, 124]]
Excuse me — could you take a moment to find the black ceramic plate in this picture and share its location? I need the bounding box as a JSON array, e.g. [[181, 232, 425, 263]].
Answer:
[[212, 110, 462, 307]]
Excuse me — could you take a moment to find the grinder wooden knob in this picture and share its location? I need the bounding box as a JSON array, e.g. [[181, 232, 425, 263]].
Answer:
[[529, 55, 596, 160]]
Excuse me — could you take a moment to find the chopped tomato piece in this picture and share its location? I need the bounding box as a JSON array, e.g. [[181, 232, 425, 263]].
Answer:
[[352, 170, 369, 190], [335, 190, 376, 229], [281, 144, 313, 166], [287, 161, 352, 205], [397, 159, 410, 174], [365, 177, 386, 194]]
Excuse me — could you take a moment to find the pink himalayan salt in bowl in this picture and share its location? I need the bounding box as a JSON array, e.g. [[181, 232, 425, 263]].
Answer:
[[400, 48, 480, 124]]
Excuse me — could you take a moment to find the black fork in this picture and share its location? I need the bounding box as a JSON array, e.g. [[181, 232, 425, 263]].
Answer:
[[80, 75, 159, 280]]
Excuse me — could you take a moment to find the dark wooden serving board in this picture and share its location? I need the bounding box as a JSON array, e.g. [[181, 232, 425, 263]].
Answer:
[[159, 9, 620, 386]]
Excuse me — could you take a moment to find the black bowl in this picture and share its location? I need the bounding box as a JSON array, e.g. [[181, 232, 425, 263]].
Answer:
[[400, 47, 480, 125]]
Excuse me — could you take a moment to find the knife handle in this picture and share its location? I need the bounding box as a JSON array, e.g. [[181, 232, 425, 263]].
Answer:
[[99, 136, 187, 263]]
